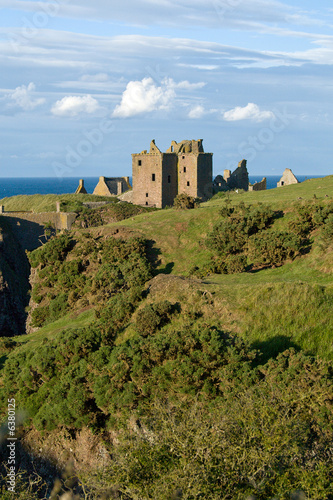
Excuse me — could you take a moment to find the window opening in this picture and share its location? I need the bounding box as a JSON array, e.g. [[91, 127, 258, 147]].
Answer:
[[152, 173, 155, 181]]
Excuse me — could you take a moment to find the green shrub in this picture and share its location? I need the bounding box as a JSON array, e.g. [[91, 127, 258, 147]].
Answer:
[[90, 350, 333, 500], [30, 306, 49, 328], [135, 301, 177, 336], [28, 233, 74, 268], [247, 230, 304, 267], [321, 213, 333, 243], [173, 193, 201, 209]]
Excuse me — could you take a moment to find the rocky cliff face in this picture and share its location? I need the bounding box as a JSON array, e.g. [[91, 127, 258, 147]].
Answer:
[[0, 219, 31, 337]]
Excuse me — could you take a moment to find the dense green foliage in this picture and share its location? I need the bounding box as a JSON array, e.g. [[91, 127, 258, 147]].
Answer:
[[205, 201, 333, 274], [27, 233, 152, 328], [1, 184, 333, 498], [98, 351, 333, 499]]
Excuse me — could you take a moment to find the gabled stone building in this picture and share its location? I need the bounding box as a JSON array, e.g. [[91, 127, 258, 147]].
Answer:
[[277, 168, 299, 187], [132, 139, 213, 208], [93, 176, 131, 196]]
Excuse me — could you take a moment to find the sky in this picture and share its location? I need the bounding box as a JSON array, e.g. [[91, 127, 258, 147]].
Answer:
[[0, 1, 333, 179]]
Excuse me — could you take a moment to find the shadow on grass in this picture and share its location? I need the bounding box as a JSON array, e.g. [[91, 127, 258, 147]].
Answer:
[[145, 239, 175, 275], [252, 335, 301, 365]]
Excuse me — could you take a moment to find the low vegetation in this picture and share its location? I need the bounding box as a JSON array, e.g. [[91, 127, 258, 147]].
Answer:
[[1, 177, 333, 498]]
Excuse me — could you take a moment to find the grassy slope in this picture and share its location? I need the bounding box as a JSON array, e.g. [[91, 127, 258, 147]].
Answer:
[[3, 175, 333, 362], [95, 176, 333, 360], [0, 193, 114, 212]]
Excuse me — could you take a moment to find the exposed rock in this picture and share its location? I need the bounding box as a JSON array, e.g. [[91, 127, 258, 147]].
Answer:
[[0, 219, 30, 337]]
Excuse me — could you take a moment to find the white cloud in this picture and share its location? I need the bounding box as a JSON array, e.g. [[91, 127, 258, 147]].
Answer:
[[51, 94, 100, 117], [112, 77, 175, 118], [112, 77, 207, 118], [8, 82, 45, 110], [223, 103, 274, 122], [169, 79, 206, 90], [188, 105, 205, 119]]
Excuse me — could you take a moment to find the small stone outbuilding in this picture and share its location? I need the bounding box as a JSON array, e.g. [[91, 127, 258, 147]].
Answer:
[[93, 176, 131, 197], [277, 168, 299, 187]]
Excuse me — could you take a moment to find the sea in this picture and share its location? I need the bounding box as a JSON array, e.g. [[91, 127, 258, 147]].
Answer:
[[0, 175, 323, 199]]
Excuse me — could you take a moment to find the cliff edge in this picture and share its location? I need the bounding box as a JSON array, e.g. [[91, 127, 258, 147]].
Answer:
[[0, 218, 30, 337]]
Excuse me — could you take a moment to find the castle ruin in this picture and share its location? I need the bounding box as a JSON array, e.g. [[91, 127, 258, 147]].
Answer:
[[132, 139, 213, 208]]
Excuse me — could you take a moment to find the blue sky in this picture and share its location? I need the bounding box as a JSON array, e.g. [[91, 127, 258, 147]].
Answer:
[[0, 1, 332, 179]]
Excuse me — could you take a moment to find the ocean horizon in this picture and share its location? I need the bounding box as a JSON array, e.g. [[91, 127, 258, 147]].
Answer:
[[0, 175, 325, 199]]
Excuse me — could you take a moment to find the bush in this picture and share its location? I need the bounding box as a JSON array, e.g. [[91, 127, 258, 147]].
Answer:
[[135, 301, 178, 336], [28, 234, 74, 268], [248, 230, 304, 267], [173, 193, 201, 209], [206, 203, 275, 258]]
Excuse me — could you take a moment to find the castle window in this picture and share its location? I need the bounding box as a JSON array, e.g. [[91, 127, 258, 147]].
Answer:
[[183, 167, 186, 173], [187, 181, 190, 186], [182, 155, 185, 159], [138, 160, 142, 166], [168, 175, 171, 183], [171, 146, 174, 152], [146, 193, 148, 197], [152, 173, 155, 181], [145, 202, 148, 206]]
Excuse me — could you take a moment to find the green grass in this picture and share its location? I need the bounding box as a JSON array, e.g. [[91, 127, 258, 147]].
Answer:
[[91, 175, 333, 276], [0, 193, 115, 213], [2, 175, 333, 363], [13, 308, 95, 353], [210, 175, 333, 207]]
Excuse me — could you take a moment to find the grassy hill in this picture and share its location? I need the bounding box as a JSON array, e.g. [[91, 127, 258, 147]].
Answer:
[[0, 176, 333, 499]]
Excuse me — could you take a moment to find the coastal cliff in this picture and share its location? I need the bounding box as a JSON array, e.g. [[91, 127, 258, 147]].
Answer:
[[0, 218, 30, 337]]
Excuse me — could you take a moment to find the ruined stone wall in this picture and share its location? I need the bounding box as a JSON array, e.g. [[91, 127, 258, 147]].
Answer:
[[161, 154, 178, 207], [132, 153, 164, 207], [177, 154, 198, 199], [197, 154, 213, 200], [249, 177, 267, 192], [226, 159, 249, 191], [0, 212, 77, 251]]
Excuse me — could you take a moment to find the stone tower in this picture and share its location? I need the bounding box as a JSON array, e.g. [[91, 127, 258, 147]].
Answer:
[[132, 139, 213, 208]]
